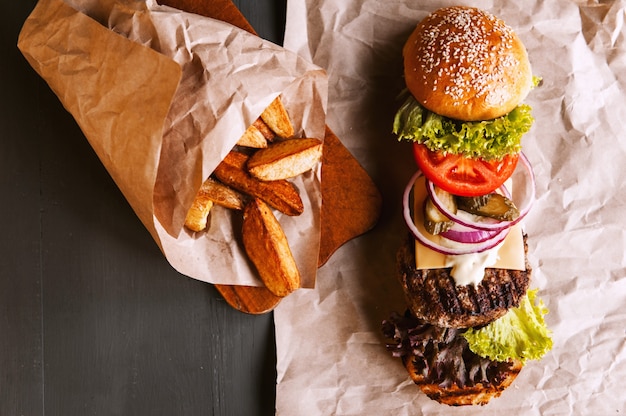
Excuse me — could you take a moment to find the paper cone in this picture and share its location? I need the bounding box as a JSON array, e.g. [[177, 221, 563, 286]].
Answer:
[[18, 0, 328, 287]]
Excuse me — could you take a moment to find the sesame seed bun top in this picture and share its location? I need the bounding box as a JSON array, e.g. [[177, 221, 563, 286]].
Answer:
[[403, 6, 533, 121]]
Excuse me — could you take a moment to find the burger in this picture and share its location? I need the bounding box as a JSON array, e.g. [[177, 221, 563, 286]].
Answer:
[[382, 6, 552, 406]]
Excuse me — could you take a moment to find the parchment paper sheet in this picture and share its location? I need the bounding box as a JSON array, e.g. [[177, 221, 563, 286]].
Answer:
[[18, 0, 328, 287], [275, 1, 626, 414]]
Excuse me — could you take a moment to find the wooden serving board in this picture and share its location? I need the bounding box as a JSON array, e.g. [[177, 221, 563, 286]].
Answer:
[[159, 0, 382, 314]]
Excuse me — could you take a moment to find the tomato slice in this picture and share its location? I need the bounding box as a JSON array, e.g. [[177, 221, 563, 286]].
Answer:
[[412, 143, 519, 197]]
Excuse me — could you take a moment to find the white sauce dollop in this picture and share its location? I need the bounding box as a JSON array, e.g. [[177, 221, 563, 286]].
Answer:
[[444, 246, 501, 286], [441, 210, 502, 286]]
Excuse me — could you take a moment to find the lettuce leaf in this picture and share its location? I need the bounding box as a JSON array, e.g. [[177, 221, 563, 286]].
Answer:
[[462, 289, 553, 364], [392, 93, 534, 160]]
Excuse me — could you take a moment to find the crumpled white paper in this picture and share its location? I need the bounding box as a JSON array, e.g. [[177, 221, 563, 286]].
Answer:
[[274, 0, 626, 414]]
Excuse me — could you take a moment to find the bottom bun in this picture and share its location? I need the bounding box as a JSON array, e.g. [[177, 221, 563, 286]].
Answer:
[[404, 355, 522, 406], [382, 310, 524, 406]]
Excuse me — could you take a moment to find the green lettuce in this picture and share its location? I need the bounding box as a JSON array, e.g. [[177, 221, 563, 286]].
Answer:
[[462, 289, 553, 364], [392, 93, 534, 160]]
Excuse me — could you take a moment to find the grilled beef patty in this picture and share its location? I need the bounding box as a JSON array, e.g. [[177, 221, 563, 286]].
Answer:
[[397, 234, 530, 328]]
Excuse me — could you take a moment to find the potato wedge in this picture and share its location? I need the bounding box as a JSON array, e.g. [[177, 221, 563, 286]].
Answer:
[[247, 138, 323, 181], [242, 198, 301, 297], [184, 177, 247, 232], [236, 124, 268, 148], [213, 151, 304, 216], [200, 177, 247, 210], [236, 116, 277, 148], [260, 96, 294, 138], [252, 117, 276, 141], [185, 190, 214, 232]]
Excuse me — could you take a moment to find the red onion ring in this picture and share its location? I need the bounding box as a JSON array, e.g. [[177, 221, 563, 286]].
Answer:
[[439, 220, 502, 243], [403, 171, 511, 255], [426, 152, 535, 232]]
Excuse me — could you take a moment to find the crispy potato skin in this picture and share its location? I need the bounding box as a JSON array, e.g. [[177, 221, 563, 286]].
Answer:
[[242, 198, 301, 297], [213, 151, 304, 216], [252, 117, 276, 140], [199, 177, 246, 210]]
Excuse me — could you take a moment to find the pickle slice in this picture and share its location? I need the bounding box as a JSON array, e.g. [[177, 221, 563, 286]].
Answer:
[[423, 186, 457, 235], [455, 193, 520, 221]]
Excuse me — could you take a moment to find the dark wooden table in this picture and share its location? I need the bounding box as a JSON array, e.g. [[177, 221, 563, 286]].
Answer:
[[1, 1, 284, 415]]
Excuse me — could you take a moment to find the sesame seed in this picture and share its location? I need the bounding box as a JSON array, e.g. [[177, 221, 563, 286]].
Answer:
[[413, 7, 517, 106]]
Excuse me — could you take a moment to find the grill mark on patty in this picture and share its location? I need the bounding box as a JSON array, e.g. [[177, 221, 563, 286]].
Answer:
[[438, 271, 461, 315], [458, 278, 479, 315], [472, 283, 490, 315]]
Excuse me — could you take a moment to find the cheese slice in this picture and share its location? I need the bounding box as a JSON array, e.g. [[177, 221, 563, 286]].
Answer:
[[412, 176, 526, 271]]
